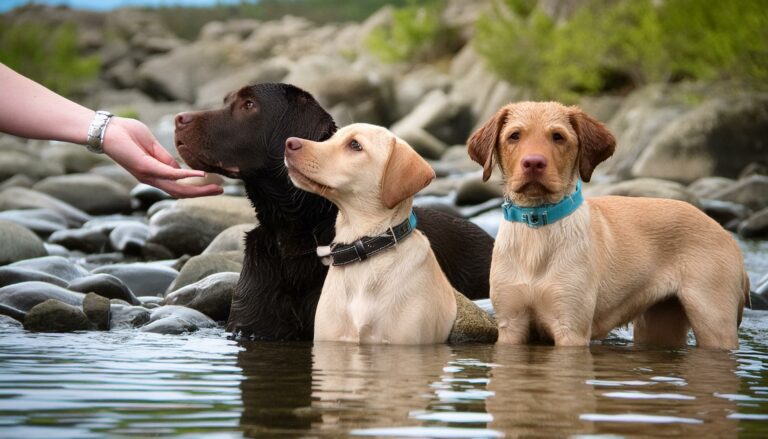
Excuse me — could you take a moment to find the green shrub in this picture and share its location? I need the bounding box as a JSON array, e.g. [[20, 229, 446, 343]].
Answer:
[[365, 1, 460, 64], [0, 19, 100, 98], [474, 0, 768, 101]]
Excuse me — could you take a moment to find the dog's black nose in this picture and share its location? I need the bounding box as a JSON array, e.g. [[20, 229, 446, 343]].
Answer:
[[286, 137, 303, 151], [175, 112, 194, 129], [521, 154, 547, 173]]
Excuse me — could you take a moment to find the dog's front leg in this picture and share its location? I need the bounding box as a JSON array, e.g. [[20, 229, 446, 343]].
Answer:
[[492, 284, 531, 345]]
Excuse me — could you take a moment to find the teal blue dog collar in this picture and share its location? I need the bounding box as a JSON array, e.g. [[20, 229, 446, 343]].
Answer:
[[502, 181, 584, 228]]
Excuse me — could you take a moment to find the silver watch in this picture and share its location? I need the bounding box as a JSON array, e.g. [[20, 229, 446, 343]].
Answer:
[[85, 110, 114, 153]]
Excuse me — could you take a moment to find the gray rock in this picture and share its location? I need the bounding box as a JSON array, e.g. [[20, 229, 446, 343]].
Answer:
[[9, 256, 89, 282], [0, 187, 91, 227], [147, 196, 255, 256], [138, 296, 164, 307], [40, 143, 112, 174], [109, 304, 151, 329], [0, 303, 25, 322], [0, 267, 68, 288], [67, 274, 140, 305], [710, 175, 768, 212], [0, 150, 64, 182], [130, 183, 171, 210], [585, 178, 701, 208], [0, 281, 84, 313], [141, 305, 216, 334], [24, 299, 93, 332], [167, 253, 242, 292], [0, 174, 34, 191], [0, 314, 22, 328], [33, 173, 132, 215], [202, 224, 253, 255], [89, 164, 140, 192], [391, 90, 464, 159], [48, 227, 110, 253], [739, 208, 768, 239], [0, 208, 69, 236], [688, 177, 737, 199], [632, 94, 768, 184], [43, 243, 70, 257], [165, 272, 238, 322], [700, 199, 752, 228], [92, 263, 179, 297], [109, 222, 150, 255], [0, 220, 47, 264], [83, 292, 110, 330], [455, 175, 505, 206]]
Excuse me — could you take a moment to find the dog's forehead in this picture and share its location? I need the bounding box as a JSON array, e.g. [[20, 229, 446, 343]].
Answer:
[[337, 124, 392, 144], [505, 102, 573, 129]]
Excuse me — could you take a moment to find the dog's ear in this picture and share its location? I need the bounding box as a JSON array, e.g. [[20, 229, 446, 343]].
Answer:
[[569, 108, 616, 182], [381, 137, 436, 209], [467, 108, 507, 181]]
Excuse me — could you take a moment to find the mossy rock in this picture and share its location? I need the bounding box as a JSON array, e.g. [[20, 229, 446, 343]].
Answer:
[[448, 291, 498, 344]]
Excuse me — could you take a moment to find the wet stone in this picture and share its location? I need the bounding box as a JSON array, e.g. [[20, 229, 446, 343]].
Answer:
[[67, 274, 140, 305], [0, 208, 68, 236], [0, 267, 68, 288], [92, 263, 179, 297], [9, 256, 89, 282], [165, 272, 239, 322], [23, 299, 94, 332], [48, 227, 111, 254], [0, 220, 47, 265], [83, 292, 111, 330], [0, 281, 84, 312], [109, 305, 151, 329]]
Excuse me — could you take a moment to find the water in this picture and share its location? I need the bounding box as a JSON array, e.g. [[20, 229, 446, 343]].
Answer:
[[0, 239, 766, 438]]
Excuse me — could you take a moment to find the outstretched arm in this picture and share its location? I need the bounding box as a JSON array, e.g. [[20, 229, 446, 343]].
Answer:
[[0, 64, 222, 198]]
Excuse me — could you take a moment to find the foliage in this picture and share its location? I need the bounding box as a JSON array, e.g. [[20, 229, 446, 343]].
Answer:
[[364, 1, 460, 64], [0, 19, 100, 98], [474, 0, 768, 101]]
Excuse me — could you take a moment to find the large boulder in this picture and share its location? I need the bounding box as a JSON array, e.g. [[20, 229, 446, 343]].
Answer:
[[0, 220, 47, 264], [33, 173, 132, 215], [24, 299, 93, 332], [164, 272, 239, 322], [147, 196, 256, 256], [0, 187, 91, 227], [632, 94, 768, 184]]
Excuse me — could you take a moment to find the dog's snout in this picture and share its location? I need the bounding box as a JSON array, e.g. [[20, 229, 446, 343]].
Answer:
[[285, 137, 303, 151], [175, 112, 194, 129], [521, 155, 548, 173]]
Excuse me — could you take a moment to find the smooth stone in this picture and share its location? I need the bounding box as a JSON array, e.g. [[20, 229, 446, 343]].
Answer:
[[147, 196, 256, 256], [83, 292, 111, 330], [0, 187, 91, 227], [0, 303, 25, 322], [140, 315, 199, 334], [164, 272, 239, 322], [585, 178, 701, 208], [0, 314, 22, 328], [455, 175, 505, 206], [138, 296, 164, 307], [23, 299, 93, 332], [110, 305, 151, 329], [43, 243, 70, 257], [700, 199, 752, 227], [0, 208, 68, 236], [0, 267, 68, 288], [82, 216, 146, 233], [67, 274, 140, 305], [470, 209, 503, 238], [0, 281, 84, 312], [749, 292, 768, 311], [167, 253, 242, 292], [688, 177, 737, 199], [710, 175, 768, 212], [40, 142, 112, 173], [130, 183, 172, 210], [83, 253, 129, 267], [110, 299, 132, 306], [109, 222, 150, 255], [141, 242, 176, 261], [202, 224, 253, 255], [92, 263, 179, 297], [0, 174, 34, 191], [739, 207, 768, 239], [9, 256, 90, 282], [33, 173, 132, 215], [0, 220, 47, 265], [48, 227, 111, 254], [0, 150, 64, 182], [448, 292, 498, 344]]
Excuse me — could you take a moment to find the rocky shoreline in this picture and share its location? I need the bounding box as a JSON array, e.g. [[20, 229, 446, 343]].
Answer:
[[1, 3, 767, 333]]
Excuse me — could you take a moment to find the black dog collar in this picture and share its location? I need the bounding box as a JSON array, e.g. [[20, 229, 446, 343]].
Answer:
[[320, 212, 418, 266]]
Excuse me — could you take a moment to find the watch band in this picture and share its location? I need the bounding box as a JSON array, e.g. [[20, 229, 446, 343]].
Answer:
[[85, 110, 114, 153]]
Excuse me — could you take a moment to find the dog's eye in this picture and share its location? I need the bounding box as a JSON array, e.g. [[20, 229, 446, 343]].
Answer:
[[243, 100, 255, 110], [552, 132, 564, 142], [349, 139, 362, 151], [509, 132, 520, 141]]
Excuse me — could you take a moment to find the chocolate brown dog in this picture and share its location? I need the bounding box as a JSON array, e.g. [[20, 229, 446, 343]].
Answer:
[[175, 83, 493, 340]]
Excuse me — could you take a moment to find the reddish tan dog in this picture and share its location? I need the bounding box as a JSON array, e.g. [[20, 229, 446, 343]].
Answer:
[[468, 101, 748, 349]]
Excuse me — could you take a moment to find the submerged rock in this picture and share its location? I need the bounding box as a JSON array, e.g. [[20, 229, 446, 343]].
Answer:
[[448, 292, 498, 344], [23, 299, 93, 332], [140, 305, 217, 334], [110, 304, 151, 329], [83, 292, 111, 330]]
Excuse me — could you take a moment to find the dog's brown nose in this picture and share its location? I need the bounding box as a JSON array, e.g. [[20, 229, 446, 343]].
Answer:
[[521, 154, 547, 173], [175, 112, 194, 129], [285, 137, 303, 151]]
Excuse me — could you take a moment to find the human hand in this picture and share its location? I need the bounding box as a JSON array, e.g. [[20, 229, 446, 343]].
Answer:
[[102, 117, 223, 198]]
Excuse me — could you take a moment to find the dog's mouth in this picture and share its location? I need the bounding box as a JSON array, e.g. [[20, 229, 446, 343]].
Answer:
[[176, 142, 240, 179], [509, 179, 569, 205], [286, 165, 333, 195]]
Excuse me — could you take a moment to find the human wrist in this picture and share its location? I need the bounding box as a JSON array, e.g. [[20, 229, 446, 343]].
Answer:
[[84, 110, 114, 153]]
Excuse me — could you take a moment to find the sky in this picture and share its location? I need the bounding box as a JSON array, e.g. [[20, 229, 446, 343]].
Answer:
[[0, 0, 249, 13]]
